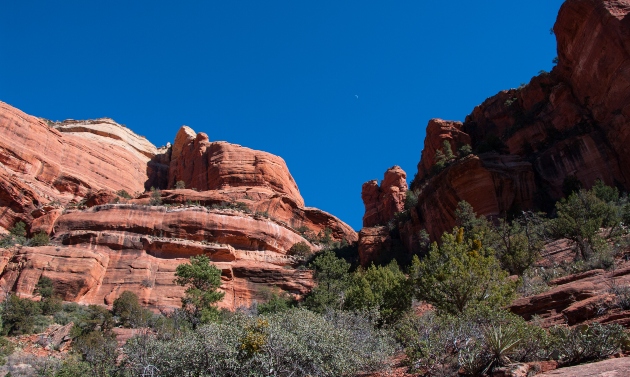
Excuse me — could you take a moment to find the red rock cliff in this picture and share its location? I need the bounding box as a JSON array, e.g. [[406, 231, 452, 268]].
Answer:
[[358, 0, 630, 261], [415, 0, 630, 241], [0, 102, 357, 310]]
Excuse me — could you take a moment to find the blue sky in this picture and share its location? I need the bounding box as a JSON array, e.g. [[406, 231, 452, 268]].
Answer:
[[0, 1, 564, 230]]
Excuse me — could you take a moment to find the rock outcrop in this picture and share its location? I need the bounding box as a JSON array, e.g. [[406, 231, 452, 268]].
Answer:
[[167, 127, 304, 207], [0, 102, 357, 310], [0, 102, 154, 233], [535, 355, 630, 376], [361, 166, 408, 228], [358, 166, 408, 265], [357, 0, 630, 261]]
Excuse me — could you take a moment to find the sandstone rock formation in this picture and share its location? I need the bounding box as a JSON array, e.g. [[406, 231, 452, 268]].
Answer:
[[361, 166, 408, 228], [535, 356, 630, 377], [0, 102, 154, 233], [358, 0, 630, 262], [0, 101, 357, 310], [358, 166, 408, 265]]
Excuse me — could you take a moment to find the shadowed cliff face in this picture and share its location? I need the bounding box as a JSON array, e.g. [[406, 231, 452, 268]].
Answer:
[[359, 0, 630, 262], [0, 101, 356, 310]]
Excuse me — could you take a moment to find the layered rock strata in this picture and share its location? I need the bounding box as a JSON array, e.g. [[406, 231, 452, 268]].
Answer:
[[360, 0, 630, 262], [0, 101, 356, 310]]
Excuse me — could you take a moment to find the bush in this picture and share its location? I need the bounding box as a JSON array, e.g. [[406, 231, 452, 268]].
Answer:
[[149, 187, 162, 206], [70, 305, 115, 338], [411, 228, 516, 315], [396, 307, 551, 375], [491, 213, 545, 275], [304, 251, 411, 323], [548, 186, 622, 261], [458, 144, 473, 157], [0, 337, 15, 366], [548, 323, 629, 365], [345, 261, 412, 324], [73, 330, 118, 377], [116, 189, 132, 199], [256, 291, 295, 315], [317, 227, 333, 246], [303, 250, 351, 312], [112, 291, 152, 328], [41, 297, 63, 316], [211, 201, 251, 213], [120, 308, 396, 377], [0, 221, 27, 248], [287, 241, 311, 260], [175, 180, 186, 189], [35, 276, 54, 299], [28, 231, 50, 246], [404, 190, 418, 211], [1, 294, 42, 335], [609, 283, 630, 310], [52, 355, 92, 377], [53, 302, 91, 327]]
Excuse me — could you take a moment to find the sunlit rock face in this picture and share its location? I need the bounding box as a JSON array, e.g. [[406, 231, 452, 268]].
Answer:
[[0, 101, 356, 310]]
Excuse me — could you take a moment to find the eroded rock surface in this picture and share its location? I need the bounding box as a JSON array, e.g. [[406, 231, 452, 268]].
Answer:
[[369, 0, 630, 255], [0, 103, 356, 310], [0, 101, 154, 232]]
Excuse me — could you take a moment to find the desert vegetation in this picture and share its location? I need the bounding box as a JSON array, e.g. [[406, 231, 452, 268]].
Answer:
[[2, 181, 630, 377]]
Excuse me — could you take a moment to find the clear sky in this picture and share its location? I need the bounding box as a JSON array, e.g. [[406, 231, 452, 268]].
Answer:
[[0, 1, 564, 230]]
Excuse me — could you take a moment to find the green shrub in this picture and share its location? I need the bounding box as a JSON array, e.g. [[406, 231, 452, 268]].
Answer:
[[73, 330, 118, 377], [432, 149, 447, 174], [120, 308, 396, 377], [404, 190, 418, 211], [609, 283, 630, 310], [256, 291, 295, 315], [175, 255, 225, 326], [0, 221, 27, 248], [1, 294, 42, 335], [304, 251, 411, 323], [345, 261, 412, 324], [175, 180, 186, 189], [41, 297, 63, 316], [116, 189, 132, 199], [0, 337, 15, 366], [303, 250, 351, 312], [549, 187, 622, 260], [35, 276, 55, 298], [112, 290, 152, 328], [149, 187, 163, 206], [70, 305, 115, 338], [53, 302, 91, 326], [28, 231, 50, 246], [317, 227, 333, 246], [287, 241, 311, 259], [491, 214, 545, 275], [396, 307, 551, 375], [211, 201, 252, 213], [52, 355, 92, 377], [411, 228, 516, 315], [458, 144, 473, 157], [548, 323, 629, 365]]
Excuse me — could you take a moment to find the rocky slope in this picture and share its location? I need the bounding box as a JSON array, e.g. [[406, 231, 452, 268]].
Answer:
[[0, 101, 356, 310], [359, 0, 630, 263]]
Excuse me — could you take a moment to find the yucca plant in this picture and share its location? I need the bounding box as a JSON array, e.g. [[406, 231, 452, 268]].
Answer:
[[482, 325, 521, 374]]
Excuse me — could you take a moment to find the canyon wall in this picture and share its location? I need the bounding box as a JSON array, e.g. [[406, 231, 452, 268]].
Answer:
[[360, 0, 630, 263], [0, 102, 356, 310]]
